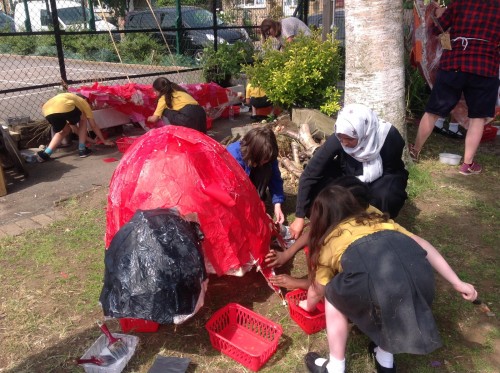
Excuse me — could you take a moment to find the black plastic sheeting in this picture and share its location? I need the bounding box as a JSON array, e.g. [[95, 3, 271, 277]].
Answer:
[[99, 209, 206, 324]]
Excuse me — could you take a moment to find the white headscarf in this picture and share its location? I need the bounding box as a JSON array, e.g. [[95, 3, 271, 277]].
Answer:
[[334, 103, 392, 183]]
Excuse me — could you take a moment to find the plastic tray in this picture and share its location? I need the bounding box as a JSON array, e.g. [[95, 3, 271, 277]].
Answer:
[[119, 318, 160, 333], [206, 303, 282, 372], [286, 289, 326, 334], [116, 137, 139, 153], [79, 333, 139, 373]]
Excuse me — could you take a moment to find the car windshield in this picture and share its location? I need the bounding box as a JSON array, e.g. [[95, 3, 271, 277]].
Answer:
[[183, 9, 223, 28], [57, 7, 102, 25]]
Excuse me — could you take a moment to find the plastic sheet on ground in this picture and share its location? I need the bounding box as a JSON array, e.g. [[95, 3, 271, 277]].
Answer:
[[100, 208, 207, 324], [105, 125, 274, 277]]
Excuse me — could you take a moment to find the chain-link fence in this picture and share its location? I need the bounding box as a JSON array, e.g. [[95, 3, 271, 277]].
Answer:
[[0, 0, 342, 123]]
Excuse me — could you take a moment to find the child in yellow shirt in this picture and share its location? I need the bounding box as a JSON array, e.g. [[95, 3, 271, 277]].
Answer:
[[147, 77, 207, 133]]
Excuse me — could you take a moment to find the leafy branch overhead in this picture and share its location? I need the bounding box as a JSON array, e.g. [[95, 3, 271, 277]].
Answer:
[[243, 30, 343, 115]]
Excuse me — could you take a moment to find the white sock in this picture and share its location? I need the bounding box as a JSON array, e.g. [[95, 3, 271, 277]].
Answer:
[[449, 122, 459, 132], [313, 356, 345, 373], [375, 346, 394, 368], [435, 117, 445, 129]]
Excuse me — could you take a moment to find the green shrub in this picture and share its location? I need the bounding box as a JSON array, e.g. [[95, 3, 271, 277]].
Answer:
[[243, 30, 342, 114], [62, 34, 115, 62], [405, 55, 430, 120], [201, 41, 254, 87], [0, 34, 37, 54], [119, 33, 165, 64]]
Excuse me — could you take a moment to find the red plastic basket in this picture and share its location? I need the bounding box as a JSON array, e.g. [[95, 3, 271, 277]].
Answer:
[[480, 124, 498, 142], [206, 303, 282, 372], [116, 136, 139, 153], [119, 318, 160, 333], [286, 289, 326, 334]]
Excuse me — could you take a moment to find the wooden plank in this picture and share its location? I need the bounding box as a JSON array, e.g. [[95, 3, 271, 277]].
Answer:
[[0, 163, 7, 197]]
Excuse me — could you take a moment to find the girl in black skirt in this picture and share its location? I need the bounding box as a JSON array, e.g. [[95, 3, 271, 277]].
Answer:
[[147, 77, 207, 133], [301, 185, 478, 373]]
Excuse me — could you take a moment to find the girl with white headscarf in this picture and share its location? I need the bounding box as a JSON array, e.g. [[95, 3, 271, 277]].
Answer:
[[290, 103, 409, 239]]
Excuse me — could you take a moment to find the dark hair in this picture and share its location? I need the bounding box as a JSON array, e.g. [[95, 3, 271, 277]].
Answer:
[[330, 176, 370, 209], [152, 77, 188, 109], [260, 18, 281, 40], [307, 185, 387, 283], [240, 126, 278, 167]]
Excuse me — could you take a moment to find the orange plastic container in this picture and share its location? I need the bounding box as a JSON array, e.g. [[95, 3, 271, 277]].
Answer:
[[116, 137, 139, 153], [286, 289, 326, 334], [206, 303, 282, 371], [119, 318, 160, 333]]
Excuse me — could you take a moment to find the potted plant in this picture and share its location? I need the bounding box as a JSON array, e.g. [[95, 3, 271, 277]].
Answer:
[[201, 41, 254, 87]]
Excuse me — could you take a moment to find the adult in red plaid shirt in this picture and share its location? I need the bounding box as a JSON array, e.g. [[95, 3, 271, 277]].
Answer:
[[410, 0, 499, 175]]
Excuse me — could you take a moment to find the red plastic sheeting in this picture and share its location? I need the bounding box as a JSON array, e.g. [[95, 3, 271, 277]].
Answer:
[[71, 82, 238, 126], [105, 126, 274, 277]]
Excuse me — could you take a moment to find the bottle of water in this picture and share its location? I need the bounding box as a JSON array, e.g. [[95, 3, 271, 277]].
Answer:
[[228, 105, 235, 121]]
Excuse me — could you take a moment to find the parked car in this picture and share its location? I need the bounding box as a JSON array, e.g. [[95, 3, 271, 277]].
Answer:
[[307, 10, 345, 44], [0, 10, 15, 32], [125, 6, 250, 62], [14, 1, 117, 31]]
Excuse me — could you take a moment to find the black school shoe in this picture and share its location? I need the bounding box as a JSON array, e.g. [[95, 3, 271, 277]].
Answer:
[[369, 342, 397, 373], [36, 150, 51, 162], [305, 352, 329, 373], [78, 147, 93, 158]]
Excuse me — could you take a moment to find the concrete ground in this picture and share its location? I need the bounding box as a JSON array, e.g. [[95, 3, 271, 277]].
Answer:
[[0, 111, 256, 237]]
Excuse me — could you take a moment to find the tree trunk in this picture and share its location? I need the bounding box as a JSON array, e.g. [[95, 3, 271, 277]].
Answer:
[[344, 0, 406, 137]]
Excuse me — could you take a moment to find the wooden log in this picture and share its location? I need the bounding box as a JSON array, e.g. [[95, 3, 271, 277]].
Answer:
[[279, 157, 303, 178], [0, 163, 6, 196], [291, 107, 336, 137]]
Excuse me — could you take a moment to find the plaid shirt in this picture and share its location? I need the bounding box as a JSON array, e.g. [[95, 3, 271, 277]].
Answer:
[[432, 0, 499, 77]]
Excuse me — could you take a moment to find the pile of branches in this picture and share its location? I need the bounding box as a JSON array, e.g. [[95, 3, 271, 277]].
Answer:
[[220, 114, 326, 184]]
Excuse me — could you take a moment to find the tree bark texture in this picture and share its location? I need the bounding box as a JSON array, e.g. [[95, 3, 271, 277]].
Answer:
[[344, 0, 406, 137]]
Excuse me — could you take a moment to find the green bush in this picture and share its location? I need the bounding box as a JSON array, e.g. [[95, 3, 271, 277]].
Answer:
[[405, 55, 430, 119], [62, 34, 117, 62], [201, 41, 254, 87], [119, 33, 165, 64], [243, 30, 343, 114]]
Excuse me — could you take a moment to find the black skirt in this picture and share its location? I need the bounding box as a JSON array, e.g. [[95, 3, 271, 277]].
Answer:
[[324, 230, 442, 355], [163, 104, 207, 133]]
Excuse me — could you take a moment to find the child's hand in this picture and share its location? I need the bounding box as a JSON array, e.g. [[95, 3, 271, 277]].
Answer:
[[264, 249, 287, 268], [269, 274, 307, 290], [453, 281, 478, 302], [147, 115, 158, 123]]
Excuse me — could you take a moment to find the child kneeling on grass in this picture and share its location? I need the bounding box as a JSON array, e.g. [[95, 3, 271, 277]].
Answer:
[[300, 184, 477, 373]]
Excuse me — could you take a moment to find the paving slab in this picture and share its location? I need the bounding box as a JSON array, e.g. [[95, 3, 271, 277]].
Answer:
[[0, 111, 257, 231]]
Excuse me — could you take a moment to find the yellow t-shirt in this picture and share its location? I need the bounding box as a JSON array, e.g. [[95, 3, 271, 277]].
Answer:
[[42, 93, 93, 119], [315, 210, 413, 286], [246, 83, 267, 99], [153, 91, 199, 116]]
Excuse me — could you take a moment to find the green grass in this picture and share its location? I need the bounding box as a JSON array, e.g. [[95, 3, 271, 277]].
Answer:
[[0, 127, 498, 372]]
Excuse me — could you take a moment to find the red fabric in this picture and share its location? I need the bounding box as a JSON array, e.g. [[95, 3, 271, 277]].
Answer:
[[105, 126, 273, 276]]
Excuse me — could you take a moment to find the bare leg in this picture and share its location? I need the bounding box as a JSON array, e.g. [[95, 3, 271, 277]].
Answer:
[[463, 118, 486, 164], [413, 112, 440, 152], [77, 115, 88, 145], [47, 124, 72, 152], [325, 299, 349, 360]]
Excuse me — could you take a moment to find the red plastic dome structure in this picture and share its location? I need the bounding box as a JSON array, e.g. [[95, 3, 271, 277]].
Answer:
[[106, 126, 274, 276]]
